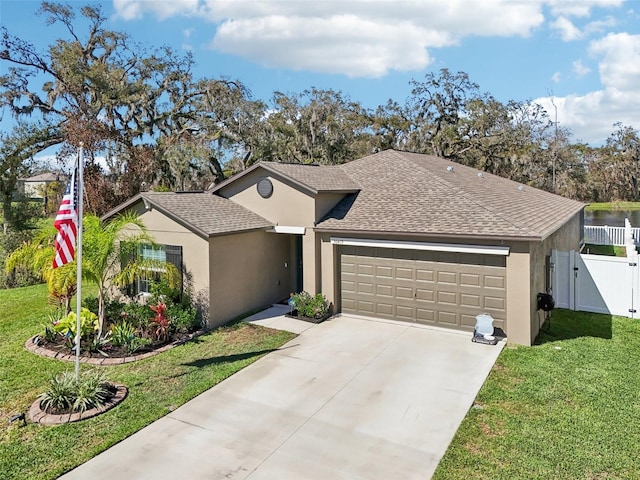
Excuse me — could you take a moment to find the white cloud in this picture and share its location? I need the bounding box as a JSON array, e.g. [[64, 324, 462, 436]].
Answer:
[[550, 16, 582, 41], [546, 0, 624, 17], [113, 0, 203, 20], [536, 32, 640, 144], [572, 59, 591, 77], [110, 0, 637, 145], [111, 0, 628, 77], [211, 15, 444, 77], [552, 72, 562, 83], [550, 13, 617, 42], [113, 0, 547, 77], [584, 15, 616, 35], [589, 32, 640, 91], [112, 0, 628, 77]]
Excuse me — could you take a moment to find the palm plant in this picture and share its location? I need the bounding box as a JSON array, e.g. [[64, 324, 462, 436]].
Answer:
[[5, 224, 77, 314], [79, 212, 179, 338], [5, 212, 180, 338]]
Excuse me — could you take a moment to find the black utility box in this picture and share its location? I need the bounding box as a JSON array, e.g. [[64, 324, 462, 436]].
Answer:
[[537, 292, 555, 312]]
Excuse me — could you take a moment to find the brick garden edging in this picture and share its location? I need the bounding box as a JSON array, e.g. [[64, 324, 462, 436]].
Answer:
[[28, 384, 128, 425], [25, 330, 205, 365]]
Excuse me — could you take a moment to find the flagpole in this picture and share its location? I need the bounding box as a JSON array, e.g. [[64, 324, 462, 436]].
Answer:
[[75, 144, 84, 379]]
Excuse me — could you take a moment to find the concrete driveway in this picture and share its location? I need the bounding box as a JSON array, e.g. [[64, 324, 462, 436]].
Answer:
[[60, 309, 503, 480]]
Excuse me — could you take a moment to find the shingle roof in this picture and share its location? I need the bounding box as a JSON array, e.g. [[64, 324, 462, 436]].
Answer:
[[315, 150, 584, 240], [136, 192, 273, 238], [259, 162, 360, 193], [22, 172, 61, 182], [211, 161, 360, 195]]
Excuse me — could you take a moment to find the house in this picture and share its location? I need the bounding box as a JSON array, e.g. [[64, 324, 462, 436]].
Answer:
[[104, 150, 584, 345], [18, 172, 64, 200]]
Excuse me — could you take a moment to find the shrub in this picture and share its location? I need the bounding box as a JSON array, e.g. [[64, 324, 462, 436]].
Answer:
[[41, 322, 57, 342], [82, 296, 99, 315], [292, 292, 329, 319], [111, 320, 136, 347], [39, 370, 116, 414], [87, 331, 112, 357], [38, 371, 76, 413], [121, 301, 152, 330], [127, 336, 151, 354], [105, 299, 126, 322], [41, 313, 61, 342], [53, 308, 99, 341], [168, 304, 200, 334], [150, 278, 182, 306], [149, 302, 170, 343], [0, 226, 42, 289], [110, 320, 150, 355], [84, 297, 127, 324]]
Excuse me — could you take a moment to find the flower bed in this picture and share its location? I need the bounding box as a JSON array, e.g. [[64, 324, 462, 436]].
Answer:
[[27, 284, 204, 364], [286, 291, 331, 323], [25, 329, 204, 365], [29, 384, 128, 425]]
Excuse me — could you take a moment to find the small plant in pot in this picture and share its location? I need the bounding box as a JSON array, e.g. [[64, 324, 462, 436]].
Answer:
[[288, 291, 331, 323]]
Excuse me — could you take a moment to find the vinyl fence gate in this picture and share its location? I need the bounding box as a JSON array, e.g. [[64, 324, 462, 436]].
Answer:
[[551, 249, 640, 318]]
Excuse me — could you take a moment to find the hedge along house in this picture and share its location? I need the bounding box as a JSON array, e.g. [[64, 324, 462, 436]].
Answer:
[[104, 150, 584, 345]]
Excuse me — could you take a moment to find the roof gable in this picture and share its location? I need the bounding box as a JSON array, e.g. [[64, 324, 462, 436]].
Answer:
[[211, 161, 360, 196]]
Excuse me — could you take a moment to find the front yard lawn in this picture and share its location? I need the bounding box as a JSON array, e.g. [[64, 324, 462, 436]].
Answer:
[[434, 309, 640, 479], [586, 201, 640, 211], [0, 283, 295, 480]]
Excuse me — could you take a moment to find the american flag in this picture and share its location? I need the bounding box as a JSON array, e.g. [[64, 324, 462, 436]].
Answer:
[[52, 168, 78, 268]]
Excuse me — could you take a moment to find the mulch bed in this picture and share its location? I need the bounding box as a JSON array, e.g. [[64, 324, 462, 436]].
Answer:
[[25, 330, 204, 365], [284, 311, 332, 324], [28, 384, 128, 425]]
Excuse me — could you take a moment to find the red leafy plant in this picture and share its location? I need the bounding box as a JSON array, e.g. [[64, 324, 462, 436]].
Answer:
[[149, 303, 171, 343]]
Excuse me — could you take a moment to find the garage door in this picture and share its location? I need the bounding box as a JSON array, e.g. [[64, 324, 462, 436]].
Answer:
[[340, 246, 506, 332]]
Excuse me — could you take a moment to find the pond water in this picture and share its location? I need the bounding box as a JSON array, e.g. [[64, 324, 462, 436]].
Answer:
[[584, 210, 640, 227]]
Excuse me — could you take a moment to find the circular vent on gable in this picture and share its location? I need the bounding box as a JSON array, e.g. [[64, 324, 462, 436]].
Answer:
[[257, 178, 273, 198]]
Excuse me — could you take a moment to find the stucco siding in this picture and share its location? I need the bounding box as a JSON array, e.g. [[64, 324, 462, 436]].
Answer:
[[315, 192, 349, 224], [320, 234, 337, 308], [209, 230, 291, 327], [24, 181, 47, 199], [527, 211, 583, 343], [218, 170, 315, 226], [504, 243, 532, 345], [133, 205, 212, 320], [302, 230, 319, 293]]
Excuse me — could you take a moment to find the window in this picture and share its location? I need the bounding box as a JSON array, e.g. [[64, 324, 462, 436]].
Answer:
[[126, 244, 183, 295]]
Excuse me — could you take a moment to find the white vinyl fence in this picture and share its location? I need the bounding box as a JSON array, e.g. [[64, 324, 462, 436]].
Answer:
[[551, 249, 640, 318], [584, 225, 640, 246]]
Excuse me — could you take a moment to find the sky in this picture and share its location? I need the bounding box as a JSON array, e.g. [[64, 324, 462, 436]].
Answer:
[[2, 0, 640, 150]]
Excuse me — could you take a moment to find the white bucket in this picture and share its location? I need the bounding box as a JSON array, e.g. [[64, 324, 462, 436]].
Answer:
[[475, 314, 494, 335]]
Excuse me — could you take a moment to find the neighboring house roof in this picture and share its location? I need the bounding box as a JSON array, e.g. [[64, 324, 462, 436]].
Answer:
[[103, 192, 273, 239], [315, 150, 584, 241], [21, 172, 62, 182], [211, 161, 360, 195]]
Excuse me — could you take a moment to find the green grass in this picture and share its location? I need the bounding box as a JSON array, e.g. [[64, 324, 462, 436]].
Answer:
[[434, 309, 640, 480], [583, 244, 628, 257], [0, 283, 295, 480], [586, 201, 640, 211]]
